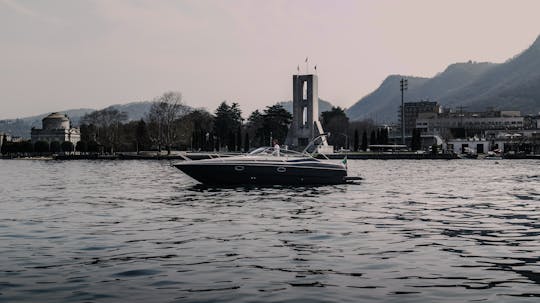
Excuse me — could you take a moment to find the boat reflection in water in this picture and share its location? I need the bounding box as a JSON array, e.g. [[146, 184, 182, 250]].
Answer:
[[174, 145, 349, 186]]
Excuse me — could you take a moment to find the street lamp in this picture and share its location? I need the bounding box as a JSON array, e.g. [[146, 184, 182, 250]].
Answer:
[[400, 78, 408, 145]]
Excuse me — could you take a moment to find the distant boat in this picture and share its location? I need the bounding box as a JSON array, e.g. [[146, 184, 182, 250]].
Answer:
[[459, 153, 478, 159], [484, 150, 502, 160], [174, 138, 349, 186], [459, 147, 478, 159]]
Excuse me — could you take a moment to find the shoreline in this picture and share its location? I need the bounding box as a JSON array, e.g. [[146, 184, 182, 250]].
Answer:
[[5, 152, 540, 160]]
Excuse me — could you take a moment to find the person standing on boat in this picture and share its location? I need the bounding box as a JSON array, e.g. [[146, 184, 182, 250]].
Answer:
[[272, 139, 280, 157]]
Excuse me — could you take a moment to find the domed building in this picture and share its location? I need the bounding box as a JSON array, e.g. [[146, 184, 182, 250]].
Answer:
[[30, 112, 80, 145]]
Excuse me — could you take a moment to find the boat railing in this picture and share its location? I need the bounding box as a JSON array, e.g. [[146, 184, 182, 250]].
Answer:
[[248, 147, 313, 159]]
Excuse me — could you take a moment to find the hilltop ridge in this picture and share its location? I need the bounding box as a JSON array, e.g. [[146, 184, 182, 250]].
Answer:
[[347, 34, 540, 122]]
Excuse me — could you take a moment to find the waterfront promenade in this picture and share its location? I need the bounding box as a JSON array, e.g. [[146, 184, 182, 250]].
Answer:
[[3, 151, 460, 161]]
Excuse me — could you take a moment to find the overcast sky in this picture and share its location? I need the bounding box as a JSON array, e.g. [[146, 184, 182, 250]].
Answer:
[[1, 0, 540, 119]]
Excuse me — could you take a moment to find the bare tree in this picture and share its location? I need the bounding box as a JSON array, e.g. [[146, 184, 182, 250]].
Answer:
[[147, 91, 188, 154], [81, 108, 128, 153]]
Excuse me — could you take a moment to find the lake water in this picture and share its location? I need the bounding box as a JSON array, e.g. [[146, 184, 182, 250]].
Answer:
[[1, 159, 540, 302]]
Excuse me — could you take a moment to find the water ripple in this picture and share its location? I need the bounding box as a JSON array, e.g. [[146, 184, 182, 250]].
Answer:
[[1, 159, 540, 302]]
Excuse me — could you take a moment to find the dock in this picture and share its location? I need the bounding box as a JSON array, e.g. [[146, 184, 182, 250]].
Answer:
[[320, 153, 458, 160]]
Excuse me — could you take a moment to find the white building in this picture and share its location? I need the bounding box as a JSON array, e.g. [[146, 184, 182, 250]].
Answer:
[[447, 138, 490, 154], [416, 110, 524, 133], [31, 113, 80, 145]]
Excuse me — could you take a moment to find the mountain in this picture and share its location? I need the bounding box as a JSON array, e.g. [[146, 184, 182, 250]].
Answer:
[[418, 62, 497, 100], [346, 76, 430, 122], [102, 101, 154, 121], [347, 35, 540, 122], [21, 108, 95, 127], [0, 108, 95, 138], [0, 101, 154, 138], [278, 99, 335, 116], [440, 36, 540, 112]]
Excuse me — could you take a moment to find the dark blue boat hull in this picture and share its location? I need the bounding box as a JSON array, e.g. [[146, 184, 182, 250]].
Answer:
[[174, 163, 347, 185]]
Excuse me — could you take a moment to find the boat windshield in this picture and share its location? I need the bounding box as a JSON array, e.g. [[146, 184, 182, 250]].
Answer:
[[248, 147, 309, 158]]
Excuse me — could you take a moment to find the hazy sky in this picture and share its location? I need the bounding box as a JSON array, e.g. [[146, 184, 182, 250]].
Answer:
[[1, 0, 540, 119]]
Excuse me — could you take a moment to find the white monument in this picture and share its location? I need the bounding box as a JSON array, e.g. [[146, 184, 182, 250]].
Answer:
[[31, 112, 80, 145], [286, 74, 331, 152]]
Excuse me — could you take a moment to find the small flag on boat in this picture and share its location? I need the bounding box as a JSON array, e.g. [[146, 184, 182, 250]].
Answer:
[[297, 65, 300, 72], [305, 57, 308, 62], [314, 65, 317, 70]]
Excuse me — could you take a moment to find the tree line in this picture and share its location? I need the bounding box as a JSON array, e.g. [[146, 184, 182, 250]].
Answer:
[[75, 92, 293, 154], [0, 93, 292, 156], [320, 106, 391, 151], [1, 91, 402, 157]]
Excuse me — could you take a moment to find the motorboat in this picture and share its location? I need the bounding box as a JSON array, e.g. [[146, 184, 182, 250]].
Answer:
[[484, 150, 503, 160], [458, 147, 478, 159], [173, 146, 349, 186]]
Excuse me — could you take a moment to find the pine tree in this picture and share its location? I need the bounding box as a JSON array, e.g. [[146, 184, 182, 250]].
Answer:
[[369, 130, 377, 146], [244, 132, 250, 153], [214, 101, 243, 150], [361, 130, 368, 151], [353, 129, 359, 152], [381, 128, 389, 145], [236, 126, 242, 152], [0, 134, 7, 155]]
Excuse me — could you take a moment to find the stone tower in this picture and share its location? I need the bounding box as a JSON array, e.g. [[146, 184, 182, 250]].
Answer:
[[286, 74, 322, 148]]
